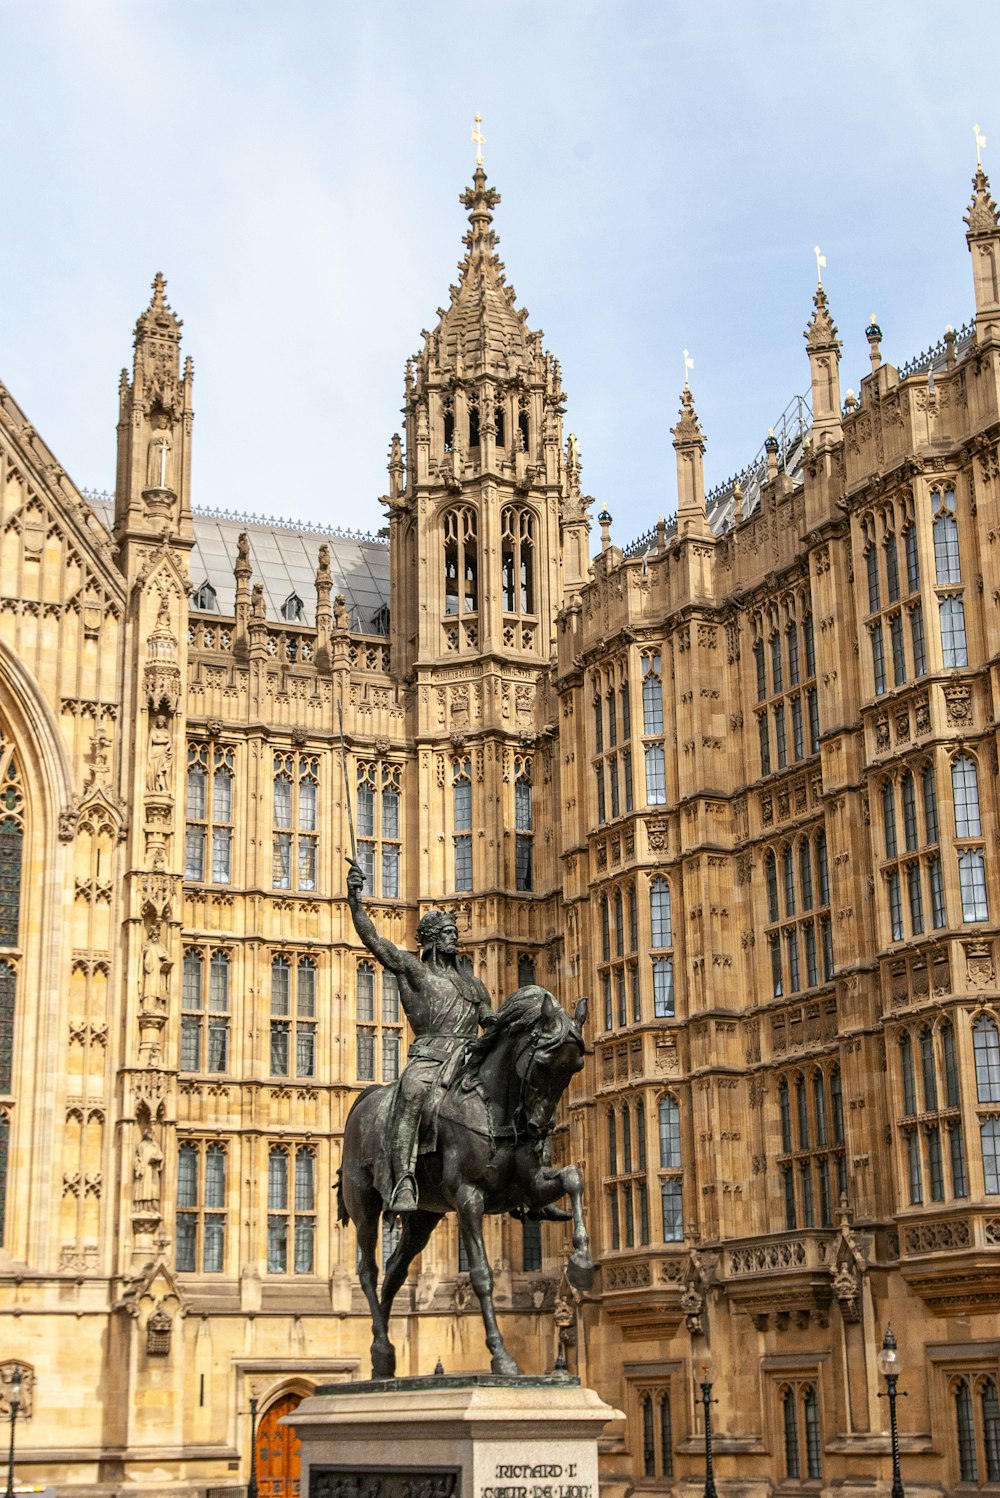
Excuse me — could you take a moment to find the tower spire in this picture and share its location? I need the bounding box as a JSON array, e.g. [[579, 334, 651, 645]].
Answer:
[[671, 381, 709, 537], [965, 129, 1000, 340], [804, 268, 842, 446]]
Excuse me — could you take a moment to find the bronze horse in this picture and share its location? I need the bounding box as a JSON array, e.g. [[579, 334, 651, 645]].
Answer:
[[337, 985, 594, 1377]]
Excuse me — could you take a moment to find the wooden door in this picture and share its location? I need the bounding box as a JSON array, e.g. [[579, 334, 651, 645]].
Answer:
[[256, 1392, 302, 1498]]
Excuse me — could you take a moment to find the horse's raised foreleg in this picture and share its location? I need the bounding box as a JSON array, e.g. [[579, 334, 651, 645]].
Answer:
[[527, 1161, 595, 1292], [353, 1186, 396, 1378], [455, 1183, 519, 1376], [379, 1209, 442, 1324]]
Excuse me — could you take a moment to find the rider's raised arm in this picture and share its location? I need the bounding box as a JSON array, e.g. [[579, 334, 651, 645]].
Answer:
[[346, 862, 422, 979]]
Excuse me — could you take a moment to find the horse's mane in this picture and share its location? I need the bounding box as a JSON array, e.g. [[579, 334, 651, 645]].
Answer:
[[463, 984, 561, 1076]]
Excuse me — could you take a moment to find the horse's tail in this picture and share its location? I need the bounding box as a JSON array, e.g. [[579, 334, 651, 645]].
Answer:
[[337, 1084, 386, 1227], [335, 1166, 349, 1226]]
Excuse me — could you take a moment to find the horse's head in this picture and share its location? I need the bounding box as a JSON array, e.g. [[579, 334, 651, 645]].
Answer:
[[494, 985, 587, 1140]]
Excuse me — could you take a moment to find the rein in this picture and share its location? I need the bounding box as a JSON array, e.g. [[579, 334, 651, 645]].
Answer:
[[436, 1023, 568, 1150]]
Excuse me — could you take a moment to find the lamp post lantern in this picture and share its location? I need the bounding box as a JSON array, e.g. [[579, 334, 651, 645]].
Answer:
[[700, 1354, 718, 1498], [247, 1395, 259, 1498], [877, 1325, 906, 1498], [4, 1367, 21, 1498]]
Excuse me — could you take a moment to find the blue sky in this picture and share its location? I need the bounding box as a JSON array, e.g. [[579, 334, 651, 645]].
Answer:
[[1, 2, 995, 551]]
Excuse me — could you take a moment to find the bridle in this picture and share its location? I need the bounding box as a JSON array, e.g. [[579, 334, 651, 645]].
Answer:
[[440, 1009, 584, 1149]]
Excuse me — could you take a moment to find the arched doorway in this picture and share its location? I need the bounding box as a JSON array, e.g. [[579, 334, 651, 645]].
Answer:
[[256, 1391, 303, 1498]]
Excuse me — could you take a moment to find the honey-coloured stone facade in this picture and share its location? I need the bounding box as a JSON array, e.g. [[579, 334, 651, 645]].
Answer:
[[1, 159, 999, 1498]]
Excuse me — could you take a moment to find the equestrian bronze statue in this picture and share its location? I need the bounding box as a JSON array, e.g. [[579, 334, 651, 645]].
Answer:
[[340, 862, 594, 1377]]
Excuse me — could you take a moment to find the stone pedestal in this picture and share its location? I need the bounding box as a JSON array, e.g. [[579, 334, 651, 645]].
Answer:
[[289, 1374, 622, 1498]]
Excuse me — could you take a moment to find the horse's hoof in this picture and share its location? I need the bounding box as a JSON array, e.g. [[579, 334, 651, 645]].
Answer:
[[372, 1348, 396, 1379], [491, 1351, 520, 1377], [567, 1250, 595, 1292]]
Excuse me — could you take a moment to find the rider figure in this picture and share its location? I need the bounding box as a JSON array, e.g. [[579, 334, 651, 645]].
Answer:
[[346, 860, 496, 1213]]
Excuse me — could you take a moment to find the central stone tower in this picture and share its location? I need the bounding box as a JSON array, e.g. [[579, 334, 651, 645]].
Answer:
[[383, 160, 593, 1001]]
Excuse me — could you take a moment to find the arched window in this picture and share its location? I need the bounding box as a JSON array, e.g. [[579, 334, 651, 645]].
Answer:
[[452, 757, 473, 891], [176, 1141, 226, 1273], [267, 1145, 315, 1274], [956, 1379, 978, 1482], [443, 506, 478, 615], [650, 879, 672, 947], [191, 581, 218, 612], [981, 1117, 1000, 1195], [816, 830, 830, 905], [779, 1078, 792, 1153], [660, 1394, 674, 1478], [902, 772, 918, 850], [766, 852, 779, 923], [795, 1074, 809, 1148], [658, 1096, 681, 1170], [803, 1386, 822, 1479], [900, 1032, 917, 1115], [501, 506, 535, 614], [518, 406, 530, 451], [641, 653, 663, 733], [885, 531, 900, 602], [973, 1016, 1000, 1103], [754, 640, 766, 701], [468, 398, 480, 449], [942, 1021, 960, 1109], [952, 755, 982, 837], [783, 1387, 800, 1479], [982, 1379, 1000, 1481], [443, 404, 455, 452], [932, 489, 961, 583], [922, 764, 940, 843], [813, 1071, 827, 1145], [882, 781, 898, 858], [641, 1394, 655, 1476], [607, 1109, 618, 1175], [514, 758, 533, 891], [281, 592, 304, 622], [783, 847, 795, 916], [921, 1027, 938, 1111], [799, 841, 813, 910], [939, 595, 968, 667]]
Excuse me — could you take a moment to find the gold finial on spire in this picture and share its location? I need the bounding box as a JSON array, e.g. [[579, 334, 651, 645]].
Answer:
[[975, 123, 987, 167], [472, 113, 486, 168], [683, 348, 694, 390], [814, 245, 827, 286]]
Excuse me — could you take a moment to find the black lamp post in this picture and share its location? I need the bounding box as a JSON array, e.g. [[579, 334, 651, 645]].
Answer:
[[247, 1396, 259, 1498], [699, 1355, 718, 1498], [877, 1325, 905, 1498], [4, 1368, 21, 1498]]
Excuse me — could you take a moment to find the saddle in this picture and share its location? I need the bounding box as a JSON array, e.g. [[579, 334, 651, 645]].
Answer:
[[370, 1043, 488, 1209]]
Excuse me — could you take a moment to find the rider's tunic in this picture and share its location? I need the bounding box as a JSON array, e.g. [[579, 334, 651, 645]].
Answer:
[[398, 973, 485, 1120]]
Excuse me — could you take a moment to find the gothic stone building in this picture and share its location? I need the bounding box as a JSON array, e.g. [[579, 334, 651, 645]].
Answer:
[[1, 158, 1000, 1498]]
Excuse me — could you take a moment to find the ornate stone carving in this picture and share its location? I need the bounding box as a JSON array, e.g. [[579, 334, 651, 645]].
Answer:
[[965, 938, 995, 991], [944, 682, 973, 725]]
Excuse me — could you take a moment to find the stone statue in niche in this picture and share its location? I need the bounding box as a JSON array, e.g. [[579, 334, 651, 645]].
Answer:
[[140, 920, 172, 1013], [146, 411, 173, 491], [133, 1119, 164, 1214], [145, 714, 173, 794]]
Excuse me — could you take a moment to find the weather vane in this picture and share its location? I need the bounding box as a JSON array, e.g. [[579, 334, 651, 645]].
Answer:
[[814, 245, 827, 286], [472, 113, 485, 168], [683, 349, 694, 390], [975, 123, 987, 168]]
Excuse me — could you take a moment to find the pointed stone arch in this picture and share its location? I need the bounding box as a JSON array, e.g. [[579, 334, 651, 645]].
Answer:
[[0, 635, 76, 1265]]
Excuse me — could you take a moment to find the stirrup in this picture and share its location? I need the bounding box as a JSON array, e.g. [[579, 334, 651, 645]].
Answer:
[[390, 1177, 418, 1213]]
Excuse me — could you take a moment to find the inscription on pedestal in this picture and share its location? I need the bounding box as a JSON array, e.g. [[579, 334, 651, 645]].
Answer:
[[480, 1461, 593, 1498], [312, 1468, 460, 1498]]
